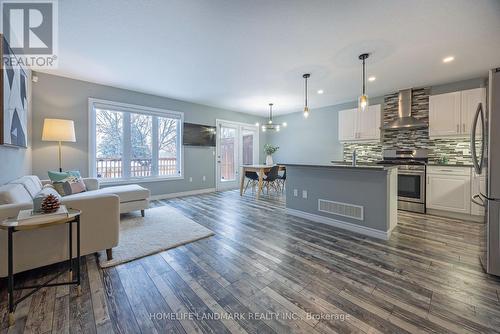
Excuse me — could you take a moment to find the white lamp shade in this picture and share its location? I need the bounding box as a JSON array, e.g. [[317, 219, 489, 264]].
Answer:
[[42, 119, 76, 142]]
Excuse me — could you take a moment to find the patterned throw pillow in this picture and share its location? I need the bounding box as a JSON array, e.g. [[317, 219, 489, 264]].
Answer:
[[48, 171, 87, 196]]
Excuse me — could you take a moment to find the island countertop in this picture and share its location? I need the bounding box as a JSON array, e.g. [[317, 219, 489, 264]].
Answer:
[[280, 162, 397, 171]]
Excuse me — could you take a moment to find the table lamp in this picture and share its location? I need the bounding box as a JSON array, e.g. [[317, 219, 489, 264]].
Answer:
[[42, 118, 76, 172]]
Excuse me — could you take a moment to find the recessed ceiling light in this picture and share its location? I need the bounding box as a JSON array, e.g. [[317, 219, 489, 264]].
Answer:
[[317, 89, 324, 94], [443, 56, 455, 63], [368, 76, 376, 82]]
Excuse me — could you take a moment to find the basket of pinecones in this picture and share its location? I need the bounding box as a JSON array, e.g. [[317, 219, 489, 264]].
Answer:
[[41, 194, 61, 213]]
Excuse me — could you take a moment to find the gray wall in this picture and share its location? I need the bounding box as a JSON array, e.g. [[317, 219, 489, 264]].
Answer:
[[0, 70, 32, 184], [267, 97, 384, 164], [285, 165, 394, 232], [268, 77, 486, 165], [31, 72, 267, 196]]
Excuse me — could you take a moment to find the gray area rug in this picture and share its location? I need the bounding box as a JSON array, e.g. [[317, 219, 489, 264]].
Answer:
[[98, 205, 214, 268]]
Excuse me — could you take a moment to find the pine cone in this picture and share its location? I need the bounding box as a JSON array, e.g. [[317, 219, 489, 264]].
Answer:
[[41, 194, 61, 213]]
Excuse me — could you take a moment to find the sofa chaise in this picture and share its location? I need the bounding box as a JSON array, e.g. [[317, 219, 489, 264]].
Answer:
[[0, 175, 150, 277]]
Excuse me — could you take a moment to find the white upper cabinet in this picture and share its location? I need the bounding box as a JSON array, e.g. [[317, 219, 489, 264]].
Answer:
[[357, 104, 381, 140], [338, 108, 357, 141], [429, 92, 461, 137], [429, 88, 486, 138], [338, 104, 381, 142], [461, 88, 486, 136]]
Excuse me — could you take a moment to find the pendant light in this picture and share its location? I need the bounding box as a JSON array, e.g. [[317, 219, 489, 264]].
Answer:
[[302, 73, 311, 118], [358, 53, 369, 112], [261, 103, 287, 132]]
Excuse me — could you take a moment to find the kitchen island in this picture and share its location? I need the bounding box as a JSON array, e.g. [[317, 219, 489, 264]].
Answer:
[[283, 163, 398, 240]]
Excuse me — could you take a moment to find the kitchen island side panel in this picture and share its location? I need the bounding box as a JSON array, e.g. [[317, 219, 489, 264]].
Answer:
[[285, 165, 397, 234]]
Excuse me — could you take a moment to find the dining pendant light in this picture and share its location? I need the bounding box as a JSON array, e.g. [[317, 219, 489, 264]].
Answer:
[[261, 103, 287, 132], [358, 53, 369, 112], [303, 73, 311, 118]]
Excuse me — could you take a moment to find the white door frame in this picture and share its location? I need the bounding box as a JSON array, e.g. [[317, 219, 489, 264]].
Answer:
[[215, 119, 259, 191]]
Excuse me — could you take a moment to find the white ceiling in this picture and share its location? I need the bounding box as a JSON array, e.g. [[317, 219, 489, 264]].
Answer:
[[44, 0, 500, 116]]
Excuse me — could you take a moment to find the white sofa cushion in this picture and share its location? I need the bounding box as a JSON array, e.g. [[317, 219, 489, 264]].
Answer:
[[0, 184, 33, 205], [63, 184, 150, 203], [9, 176, 43, 198]]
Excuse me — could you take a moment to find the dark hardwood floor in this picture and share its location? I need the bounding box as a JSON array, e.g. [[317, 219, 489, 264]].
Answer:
[[1, 190, 500, 333]]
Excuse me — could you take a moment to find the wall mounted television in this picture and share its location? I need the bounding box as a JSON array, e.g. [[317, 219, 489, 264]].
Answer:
[[183, 123, 216, 147]]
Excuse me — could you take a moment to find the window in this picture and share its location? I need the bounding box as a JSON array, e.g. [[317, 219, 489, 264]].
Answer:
[[89, 99, 183, 181]]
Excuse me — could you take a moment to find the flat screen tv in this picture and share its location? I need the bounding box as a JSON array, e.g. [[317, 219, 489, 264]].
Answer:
[[183, 123, 216, 147]]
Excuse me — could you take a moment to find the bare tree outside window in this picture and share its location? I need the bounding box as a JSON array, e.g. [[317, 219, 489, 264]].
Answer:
[[94, 108, 180, 179]]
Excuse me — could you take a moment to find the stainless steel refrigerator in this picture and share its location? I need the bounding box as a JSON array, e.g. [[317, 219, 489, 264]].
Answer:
[[471, 68, 500, 276]]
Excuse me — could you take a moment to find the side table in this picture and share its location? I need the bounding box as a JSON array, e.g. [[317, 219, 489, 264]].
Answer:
[[0, 208, 82, 326]]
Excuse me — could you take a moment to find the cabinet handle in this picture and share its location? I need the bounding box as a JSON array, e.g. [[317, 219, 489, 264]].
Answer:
[[456, 124, 459, 133], [463, 123, 466, 133]]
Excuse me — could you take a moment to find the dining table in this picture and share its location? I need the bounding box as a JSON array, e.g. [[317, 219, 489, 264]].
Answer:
[[240, 164, 285, 200]]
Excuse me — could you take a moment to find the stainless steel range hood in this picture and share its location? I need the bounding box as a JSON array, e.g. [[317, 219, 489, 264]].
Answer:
[[383, 89, 428, 130]]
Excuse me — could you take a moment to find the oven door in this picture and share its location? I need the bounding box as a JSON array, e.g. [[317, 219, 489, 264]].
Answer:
[[398, 170, 425, 203]]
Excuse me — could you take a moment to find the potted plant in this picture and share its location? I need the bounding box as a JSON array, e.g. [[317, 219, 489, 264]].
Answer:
[[264, 144, 279, 165]]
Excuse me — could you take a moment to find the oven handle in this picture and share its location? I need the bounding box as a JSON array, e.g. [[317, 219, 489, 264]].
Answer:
[[398, 171, 425, 176]]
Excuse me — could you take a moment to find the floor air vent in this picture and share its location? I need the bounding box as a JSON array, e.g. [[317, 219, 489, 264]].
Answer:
[[318, 199, 364, 221]]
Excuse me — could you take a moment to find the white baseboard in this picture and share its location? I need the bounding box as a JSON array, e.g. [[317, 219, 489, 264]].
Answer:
[[151, 188, 216, 200], [285, 208, 391, 240]]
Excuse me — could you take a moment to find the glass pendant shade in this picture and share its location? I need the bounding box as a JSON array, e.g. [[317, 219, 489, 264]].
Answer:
[[358, 94, 369, 112], [303, 106, 310, 119]]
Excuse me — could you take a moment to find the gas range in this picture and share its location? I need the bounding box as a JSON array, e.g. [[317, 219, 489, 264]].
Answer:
[[377, 149, 429, 213], [376, 149, 429, 167]]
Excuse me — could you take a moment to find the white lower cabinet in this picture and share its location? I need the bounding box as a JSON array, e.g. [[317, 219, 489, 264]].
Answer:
[[426, 167, 471, 214]]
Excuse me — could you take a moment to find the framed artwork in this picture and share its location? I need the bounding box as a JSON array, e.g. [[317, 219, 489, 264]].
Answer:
[[1, 34, 28, 148]]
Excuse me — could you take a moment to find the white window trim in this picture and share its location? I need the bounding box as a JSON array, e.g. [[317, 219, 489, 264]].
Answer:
[[88, 98, 184, 183]]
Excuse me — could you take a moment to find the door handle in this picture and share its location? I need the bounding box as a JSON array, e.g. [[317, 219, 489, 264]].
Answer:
[[471, 193, 486, 207], [471, 103, 485, 175], [462, 123, 466, 133]]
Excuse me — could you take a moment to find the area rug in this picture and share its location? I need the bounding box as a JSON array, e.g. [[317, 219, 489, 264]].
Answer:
[[98, 205, 214, 268]]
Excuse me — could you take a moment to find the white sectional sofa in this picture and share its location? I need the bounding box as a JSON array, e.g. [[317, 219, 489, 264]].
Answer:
[[0, 175, 150, 277]]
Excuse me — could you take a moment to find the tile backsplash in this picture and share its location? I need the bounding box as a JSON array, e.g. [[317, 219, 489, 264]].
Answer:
[[343, 88, 472, 165]]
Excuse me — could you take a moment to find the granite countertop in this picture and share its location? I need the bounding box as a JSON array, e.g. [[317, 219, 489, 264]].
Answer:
[[281, 162, 397, 171]]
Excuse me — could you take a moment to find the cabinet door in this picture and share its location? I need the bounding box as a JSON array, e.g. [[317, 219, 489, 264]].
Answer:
[[429, 92, 461, 137], [338, 108, 356, 141], [357, 104, 381, 141], [471, 170, 486, 216], [461, 88, 486, 136], [426, 174, 471, 214]]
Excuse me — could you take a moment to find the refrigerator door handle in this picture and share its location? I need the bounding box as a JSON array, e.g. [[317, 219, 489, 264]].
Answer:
[[472, 193, 486, 207], [470, 103, 485, 175]]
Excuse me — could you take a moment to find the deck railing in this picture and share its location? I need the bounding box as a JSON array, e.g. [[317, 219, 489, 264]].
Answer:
[[96, 158, 177, 178]]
